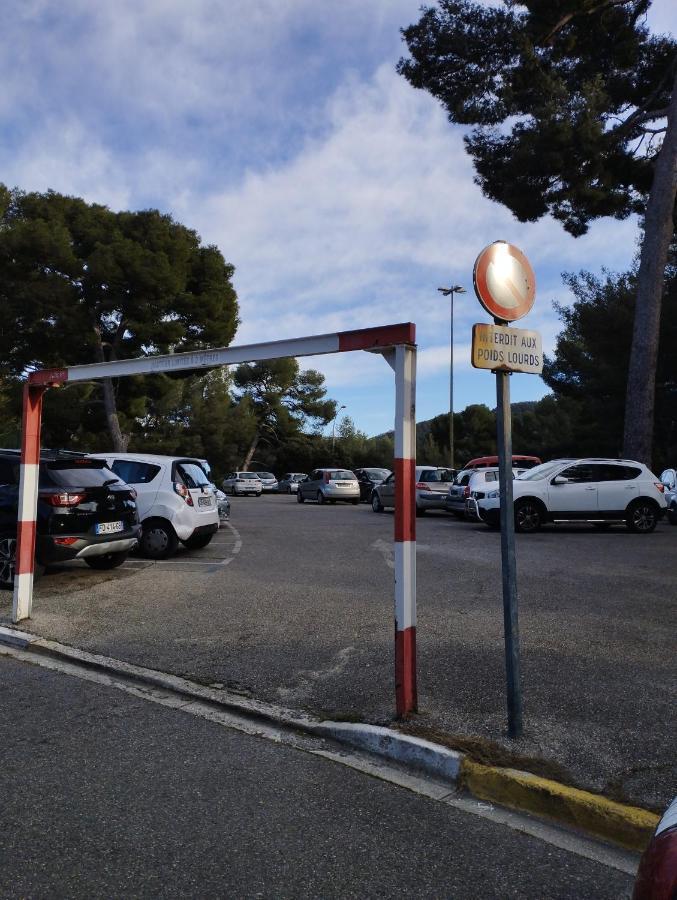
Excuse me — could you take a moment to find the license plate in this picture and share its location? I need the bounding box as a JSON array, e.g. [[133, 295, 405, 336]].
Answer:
[[96, 520, 124, 535], [198, 496, 213, 507]]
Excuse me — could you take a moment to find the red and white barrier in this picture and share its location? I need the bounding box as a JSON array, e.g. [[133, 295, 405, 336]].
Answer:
[[16, 323, 418, 717], [393, 344, 417, 715]]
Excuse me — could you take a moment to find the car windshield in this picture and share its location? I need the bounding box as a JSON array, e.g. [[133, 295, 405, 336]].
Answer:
[[240, 473, 260, 479], [330, 471, 355, 481], [420, 469, 455, 482], [517, 461, 568, 481], [257, 472, 275, 479], [177, 462, 211, 488], [365, 469, 389, 481]]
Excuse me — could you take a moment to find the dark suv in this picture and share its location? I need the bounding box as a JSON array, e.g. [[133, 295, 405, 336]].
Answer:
[[0, 451, 141, 589]]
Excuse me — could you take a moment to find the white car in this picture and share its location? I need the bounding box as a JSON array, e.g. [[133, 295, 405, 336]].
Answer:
[[446, 466, 526, 518], [256, 472, 278, 493], [222, 472, 263, 496], [659, 468, 677, 525], [474, 458, 666, 534], [88, 453, 219, 558]]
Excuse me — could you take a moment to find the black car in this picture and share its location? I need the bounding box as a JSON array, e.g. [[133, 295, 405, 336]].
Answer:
[[353, 467, 392, 502], [0, 451, 141, 589]]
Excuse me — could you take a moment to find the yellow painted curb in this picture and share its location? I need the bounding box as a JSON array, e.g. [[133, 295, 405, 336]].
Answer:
[[460, 758, 659, 853]]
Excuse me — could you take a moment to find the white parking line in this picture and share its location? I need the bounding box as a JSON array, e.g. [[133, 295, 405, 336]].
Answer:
[[122, 521, 243, 570]]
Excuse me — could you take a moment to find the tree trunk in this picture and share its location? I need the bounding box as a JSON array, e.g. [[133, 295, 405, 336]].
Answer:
[[241, 433, 260, 471], [93, 329, 130, 452], [623, 70, 677, 465]]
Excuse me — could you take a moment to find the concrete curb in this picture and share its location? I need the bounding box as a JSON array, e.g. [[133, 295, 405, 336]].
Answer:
[[0, 625, 659, 852]]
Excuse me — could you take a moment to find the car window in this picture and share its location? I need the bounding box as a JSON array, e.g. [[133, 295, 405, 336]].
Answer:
[[257, 472, 275, 479], [597, 464, 641, 481], [110, 460, 161, 485], [176, 462, 211, 488], [330, 470, 355, 481], [559, 464, 596, 483], [44, 460, 120, 488], [0, 459, 19, 485], [519, 462, 569, 481], [420, 468, 455, 483], [485, 471, 497, 482]]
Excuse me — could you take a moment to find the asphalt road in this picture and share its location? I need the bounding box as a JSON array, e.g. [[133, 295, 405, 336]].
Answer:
[[0, 654, 634, 899], [1, 495, 675, 811]]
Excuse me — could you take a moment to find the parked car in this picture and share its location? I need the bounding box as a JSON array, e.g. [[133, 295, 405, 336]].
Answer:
[[659, 468, 677, 525], [89, 453, 219, 559], [297, 469, 360, 504], [446, 467, 526, 518], [256, 472, 278, 493], [353, 467, 392, 502], [473, 458, 666, 533], [221, 472, 263, 496], [371, 466, 455, 516], [277, 473, 307, 494], [210, 485, 231, 523], [463, 454, 541, 471], [0, 450, 140, 588]]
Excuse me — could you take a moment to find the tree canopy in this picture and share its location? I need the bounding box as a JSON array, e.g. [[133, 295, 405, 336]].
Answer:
[[0, 185, 239, 450], [398, 0, 677, 464]]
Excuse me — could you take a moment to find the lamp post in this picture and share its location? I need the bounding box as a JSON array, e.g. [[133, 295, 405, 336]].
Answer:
[[437, 285, 466, 470], [331, 405, 346, 453]]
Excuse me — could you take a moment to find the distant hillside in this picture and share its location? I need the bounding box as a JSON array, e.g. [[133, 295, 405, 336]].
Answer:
[[376, 400, 539, 441]]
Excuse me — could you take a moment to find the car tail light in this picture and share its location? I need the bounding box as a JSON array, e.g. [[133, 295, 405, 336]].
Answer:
[[415, 482, 427, 490], [173, 482, 194, 506], [53, 537, 79, 546], [655, 482, 665, 493], [45, 492, 86, 507]]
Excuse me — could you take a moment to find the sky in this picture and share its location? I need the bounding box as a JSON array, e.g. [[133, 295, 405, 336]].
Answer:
[[2, 0, 674, 438]]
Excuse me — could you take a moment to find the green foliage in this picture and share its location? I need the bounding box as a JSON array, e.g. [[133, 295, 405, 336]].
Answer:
[[0, 184, 239, 448], [398, 0, 675, 236]]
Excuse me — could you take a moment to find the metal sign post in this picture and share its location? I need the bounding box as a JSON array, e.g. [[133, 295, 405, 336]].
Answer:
[[495, 360, 523, 738], [472, 241, 538, 740]]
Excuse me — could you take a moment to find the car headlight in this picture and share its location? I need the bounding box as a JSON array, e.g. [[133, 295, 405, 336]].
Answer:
[[487, 489, 500, 499]]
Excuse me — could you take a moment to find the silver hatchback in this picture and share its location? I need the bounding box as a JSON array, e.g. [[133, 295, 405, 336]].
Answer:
[[297, 468, 360, 504]]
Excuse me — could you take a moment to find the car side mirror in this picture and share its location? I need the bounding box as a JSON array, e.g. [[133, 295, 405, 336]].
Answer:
[[552, 475, 568, 485]]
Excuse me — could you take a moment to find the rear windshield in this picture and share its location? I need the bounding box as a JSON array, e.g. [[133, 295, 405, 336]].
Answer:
[[239, 473, 260, 480], [111, 460, 161, 485], [419, 469, 455, 483], [329, 471, 355, 481], [41, 459, 119, 488], [257, 472, 276, 479], [365, 469, 390, 481], [176, 462, 211, 488]]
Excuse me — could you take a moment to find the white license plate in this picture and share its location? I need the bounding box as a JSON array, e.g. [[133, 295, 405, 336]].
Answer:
[[198, 496, 213, 507], [96, 520, 124, 535]]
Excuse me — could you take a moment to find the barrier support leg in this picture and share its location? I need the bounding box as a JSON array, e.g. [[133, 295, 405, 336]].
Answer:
[[393, 344, 417, 716], [12, 384, 45, 623]]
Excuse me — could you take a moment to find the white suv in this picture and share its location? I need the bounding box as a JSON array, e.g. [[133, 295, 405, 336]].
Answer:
[[475, 458, 666, 534], [89, 453, 219, 558]]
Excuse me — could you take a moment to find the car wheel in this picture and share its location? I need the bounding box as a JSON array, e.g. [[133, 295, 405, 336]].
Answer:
[[0, 529, 44, 589], [317, 491, 325, 505], [84, 550, 130, 570], [514, 499, 542, 533], [0, 530, 17, 590], [668, 504, 677, 526], [182, 533, 213, 550], [140, 519, 179, 559], [297, 490, 305, 503], [371, 492, 383, 513], [626, 499, 659, 534]]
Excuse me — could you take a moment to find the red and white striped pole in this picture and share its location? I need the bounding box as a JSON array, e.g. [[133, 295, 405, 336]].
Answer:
[[394, 343, 417, 716], [12, 384, 45, 623]]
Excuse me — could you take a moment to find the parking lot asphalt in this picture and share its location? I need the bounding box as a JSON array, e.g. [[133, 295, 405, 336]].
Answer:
[[2, 495, 675, 812]]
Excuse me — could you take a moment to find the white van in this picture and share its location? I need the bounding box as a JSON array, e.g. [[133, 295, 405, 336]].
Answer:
[[88, 453, 219, 559]]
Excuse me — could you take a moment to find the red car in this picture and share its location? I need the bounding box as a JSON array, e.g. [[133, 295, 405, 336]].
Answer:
[[633, 796, 677, 900]]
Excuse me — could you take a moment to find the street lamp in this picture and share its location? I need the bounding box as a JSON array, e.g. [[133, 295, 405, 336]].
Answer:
[[437, 284, 466, 469], [331, 405, 347, 453]]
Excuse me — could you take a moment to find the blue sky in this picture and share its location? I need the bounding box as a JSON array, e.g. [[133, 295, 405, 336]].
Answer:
[[2, 1, 674, 438]]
